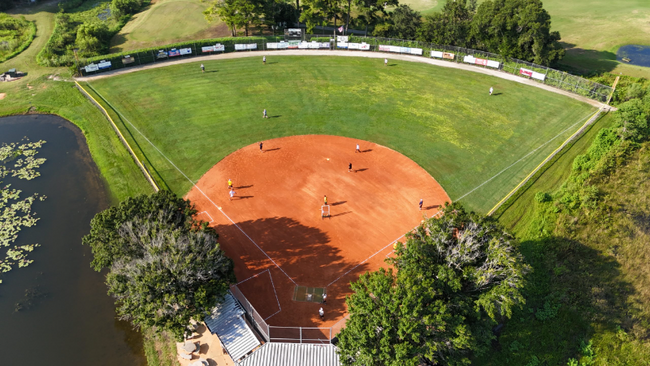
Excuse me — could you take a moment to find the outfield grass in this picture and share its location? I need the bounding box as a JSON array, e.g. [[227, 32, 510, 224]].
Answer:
[[87, 55, 595, 213], [110, 0, 227, 53]]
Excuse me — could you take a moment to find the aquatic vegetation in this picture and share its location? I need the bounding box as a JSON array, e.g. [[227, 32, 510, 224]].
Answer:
[[0, 139, 46, 284]]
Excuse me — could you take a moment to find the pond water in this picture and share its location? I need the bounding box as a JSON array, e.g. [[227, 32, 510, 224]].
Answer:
[[617, 45, 650, 67], [0, 115, 146, 366]]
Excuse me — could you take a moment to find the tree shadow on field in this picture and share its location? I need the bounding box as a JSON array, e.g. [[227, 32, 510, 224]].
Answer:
[[558, 42, 619, 74], [213, 216, 370, 291], [483, 236, 639, 365]]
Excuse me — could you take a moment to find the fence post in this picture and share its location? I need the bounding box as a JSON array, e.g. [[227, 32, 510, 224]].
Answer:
[[268, 324, 270, 341], [300, 327, 303, 343]]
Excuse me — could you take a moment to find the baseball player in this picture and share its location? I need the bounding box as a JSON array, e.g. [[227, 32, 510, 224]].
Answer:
[[355, 144, 360, 153], [263, 109, 268, 118], [229, 189, 236, 201], [259, 141, 264, 153], [263, 56, 266, 64], [322, 293, 327, 305], [489, 87, 494, 96], [419, 199, 423, 210], [228, 179, 233, 189], [323, 195, 328, 206], [348, 163, 352, 172], [200, 64, 204, 73], [384, 58, 388, 66], [318, 307, 324, 320]]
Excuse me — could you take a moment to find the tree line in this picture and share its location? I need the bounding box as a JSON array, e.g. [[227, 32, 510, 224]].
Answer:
[[205, 0, 564, 66]]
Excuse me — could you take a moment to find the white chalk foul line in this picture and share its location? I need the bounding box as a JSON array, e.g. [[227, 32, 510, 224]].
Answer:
[[89, 85, 297, 286], [266, 269, 282, 321], [236, 269, 270, 286], [454, 111, 595, 202]]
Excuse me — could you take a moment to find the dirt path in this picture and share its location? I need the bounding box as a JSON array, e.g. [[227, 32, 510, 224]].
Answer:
[[76, 49, 608, 109]]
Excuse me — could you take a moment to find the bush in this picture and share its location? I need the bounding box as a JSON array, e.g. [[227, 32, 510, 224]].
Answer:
[[110, 0, 143, 18]]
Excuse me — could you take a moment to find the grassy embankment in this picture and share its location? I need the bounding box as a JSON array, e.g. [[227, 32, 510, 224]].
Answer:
[[474, 103, 650, 365], [401, 0, 650, 78], [86, 55, 595, 214], [109, 0, 226, 53]]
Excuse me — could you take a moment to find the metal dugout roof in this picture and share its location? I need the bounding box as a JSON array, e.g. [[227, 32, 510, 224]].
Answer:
[[204, 292, 261, 361], [237, 342, 340, 366]]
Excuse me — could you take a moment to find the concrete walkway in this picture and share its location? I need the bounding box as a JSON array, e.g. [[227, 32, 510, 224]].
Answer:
[[76, 50, 610, 109]]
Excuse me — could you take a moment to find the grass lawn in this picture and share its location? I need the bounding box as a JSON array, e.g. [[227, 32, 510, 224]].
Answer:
[[0, 2, 152, 202], [86, 55, 595, 213], [400, 0, 650, 77], [109, 0, 227, 53]]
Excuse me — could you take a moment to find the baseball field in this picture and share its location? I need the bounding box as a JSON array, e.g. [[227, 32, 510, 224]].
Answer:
[[85, 55, 596, 214]]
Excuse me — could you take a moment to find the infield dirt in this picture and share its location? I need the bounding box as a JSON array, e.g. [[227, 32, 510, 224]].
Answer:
[[186, 135, 450, 334]]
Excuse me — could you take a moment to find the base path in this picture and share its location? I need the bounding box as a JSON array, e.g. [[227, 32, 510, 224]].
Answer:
[[185, 135, 450, 332], [76, 50, 607, 109]]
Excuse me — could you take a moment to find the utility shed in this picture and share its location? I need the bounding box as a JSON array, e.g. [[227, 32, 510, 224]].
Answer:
[[204, 292, 261, 361], [238, 342, 340, 366]]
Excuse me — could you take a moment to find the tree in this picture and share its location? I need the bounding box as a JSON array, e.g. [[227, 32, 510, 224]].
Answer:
[[111, 0, 143, 18], [75, 21, 110, 55], [83, 191, 235, 339], [471, 0, 564, 66], [204, 0, 264, 36], [337, 202, 529, 365], [417, 0, 474, 47], [353, 0, 397, 35], [389, 4, 421, 40]]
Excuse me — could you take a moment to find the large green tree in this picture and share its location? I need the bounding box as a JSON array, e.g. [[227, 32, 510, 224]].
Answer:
[[471, 0, 564, 66], [417, 0, 474, 47], [83, 191, 235, 339], [337, 203, 529, 365], [204, 0, 264, 36]]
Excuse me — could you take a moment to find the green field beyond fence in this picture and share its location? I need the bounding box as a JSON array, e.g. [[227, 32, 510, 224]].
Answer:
[[87, 56, 596, 213]]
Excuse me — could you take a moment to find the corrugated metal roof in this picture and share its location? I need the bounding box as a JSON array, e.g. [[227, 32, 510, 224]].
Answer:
[[204, 292, 261, 361], [237, 342, 340, 366]]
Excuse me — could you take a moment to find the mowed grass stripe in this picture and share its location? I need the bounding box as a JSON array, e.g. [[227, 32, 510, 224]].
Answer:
[[89, 56, 595, 213]]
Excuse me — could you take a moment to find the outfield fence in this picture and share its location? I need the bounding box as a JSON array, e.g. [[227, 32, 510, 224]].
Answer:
[[78, 35, 612, 103]]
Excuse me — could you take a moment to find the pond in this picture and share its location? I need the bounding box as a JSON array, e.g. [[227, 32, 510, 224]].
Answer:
[[617, 45, 650, 68], [0, 115, 146, 366]]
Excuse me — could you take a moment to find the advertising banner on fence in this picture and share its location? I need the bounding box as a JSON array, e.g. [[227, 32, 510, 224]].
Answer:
[[84, 64, 99, 73], [432, 51, 456, 60], [156, 50, 168, 59], [287, 41, 300, 49], [347, 42, 370, 50], [235, 43, 258, 51], [201, 44, 224, 53], [266, 42, 289, 49], [519, 68, 546, 81], [463, 55, 500, 68], [337, 36, 349, 43], [337, 42, 348, 49], [97, 60, 111, 69], [180, 48, 192, 55], [168, 49, 181, 57], [122, 55, 135, 64], [295, 41, 329, 49], [379, 45, 422, 55]]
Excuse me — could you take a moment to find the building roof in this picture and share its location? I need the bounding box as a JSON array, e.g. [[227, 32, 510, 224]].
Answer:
[[204, 292, 261, 361], [238, 342, 340, 366]]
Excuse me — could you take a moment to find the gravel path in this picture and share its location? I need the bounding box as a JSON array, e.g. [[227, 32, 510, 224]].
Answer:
[[76, 50, 610, 109]]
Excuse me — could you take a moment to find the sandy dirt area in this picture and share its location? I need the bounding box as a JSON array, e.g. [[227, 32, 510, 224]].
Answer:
[[185, 135, 450, 336]]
